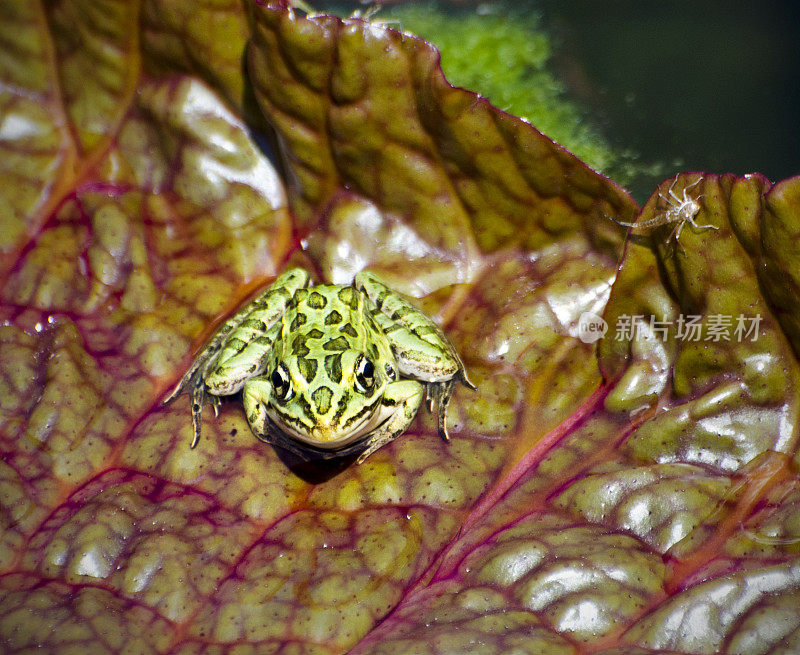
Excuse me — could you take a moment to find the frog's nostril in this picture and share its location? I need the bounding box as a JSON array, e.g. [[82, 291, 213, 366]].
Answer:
[[311, 386, 333, 415]]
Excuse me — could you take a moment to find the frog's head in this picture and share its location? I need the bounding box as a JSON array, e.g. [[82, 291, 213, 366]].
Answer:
[[243, 349, 393, 450]]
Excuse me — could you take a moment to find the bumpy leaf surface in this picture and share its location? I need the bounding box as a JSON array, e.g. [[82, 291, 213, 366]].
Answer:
[[1, 2, 799, 653]]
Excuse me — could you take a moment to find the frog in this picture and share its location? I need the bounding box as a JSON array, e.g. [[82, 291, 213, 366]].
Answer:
[[164, 268, 475, 463]]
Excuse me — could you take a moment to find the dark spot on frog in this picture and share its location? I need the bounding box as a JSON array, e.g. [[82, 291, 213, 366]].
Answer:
[[325, 309, 342, 326], [338, 286, 359, 309], [323, 336, 349, 351], [241, 316, 267, 332], [307, 291, 328, 309], [340, 323, 358, 338], [325, 353, 343, 383], [312, 386, 333, 415], [291, 334, 310, 357], [297, 356, 318, 383]]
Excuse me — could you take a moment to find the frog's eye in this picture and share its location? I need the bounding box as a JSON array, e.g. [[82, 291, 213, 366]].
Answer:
[[355, 356, 375, 392], [271, 364, 292, 400]]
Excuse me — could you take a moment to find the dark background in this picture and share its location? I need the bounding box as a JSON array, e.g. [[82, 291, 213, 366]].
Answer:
[[539, 0, 800, 199]]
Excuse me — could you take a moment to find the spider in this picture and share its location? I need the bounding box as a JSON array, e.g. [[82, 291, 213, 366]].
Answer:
[[348, 5, 400, 28], [609, 176, 718, 248]]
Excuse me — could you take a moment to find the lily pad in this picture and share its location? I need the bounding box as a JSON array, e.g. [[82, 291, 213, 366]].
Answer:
[[1, 1, 799, 653]]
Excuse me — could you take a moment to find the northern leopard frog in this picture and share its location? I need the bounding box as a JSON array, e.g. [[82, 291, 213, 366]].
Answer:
[[165, 268, 475, 463]]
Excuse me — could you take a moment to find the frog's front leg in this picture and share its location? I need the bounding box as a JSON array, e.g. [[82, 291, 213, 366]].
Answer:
[[164, 267, 310, 447], [355, 272, 475, 441], [357, 380, 424, 464]]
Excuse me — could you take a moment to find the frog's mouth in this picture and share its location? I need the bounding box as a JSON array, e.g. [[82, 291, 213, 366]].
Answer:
[[266, 401, 394, 451]]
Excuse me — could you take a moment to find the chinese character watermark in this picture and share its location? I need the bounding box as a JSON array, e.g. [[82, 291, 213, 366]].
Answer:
[[610, 313, 762, 342], [675, 314, 702, 341]]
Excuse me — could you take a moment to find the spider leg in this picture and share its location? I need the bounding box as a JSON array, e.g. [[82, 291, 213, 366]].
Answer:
[[658, 192, 678, 212], [663, 221, 686, 255], [683, 178, 702, 193], [668, 220, 684, 242], [606, 214, 637, 227], [688, 216, 718, 231], [677, 179, 702, 206], [667, 175, 679, 196], [683, 197, 715, 231], [666, 175, 684, 203]]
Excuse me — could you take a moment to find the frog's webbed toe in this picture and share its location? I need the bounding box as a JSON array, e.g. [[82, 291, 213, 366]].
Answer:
[[187, 377, 223, 448], [189, 379, 206, 448], [459, 369, 478, 391], [427, 380, 455, 442]]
